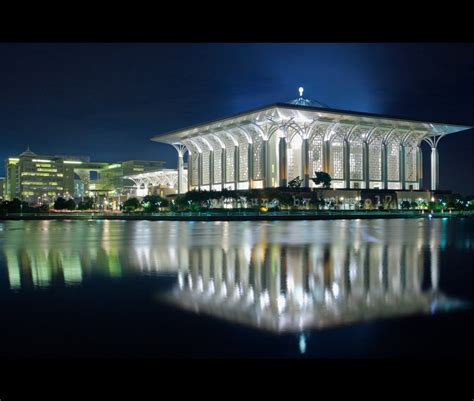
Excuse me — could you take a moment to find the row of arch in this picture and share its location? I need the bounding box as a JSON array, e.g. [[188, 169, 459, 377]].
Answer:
[[174, 120, 429, 192]]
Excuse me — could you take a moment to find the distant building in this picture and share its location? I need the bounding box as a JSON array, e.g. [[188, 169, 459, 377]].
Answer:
[[124, 166, 188, 198], [0, 177, 4, 200], [5, 147, 69, 204], [4, 148, 166, 206]]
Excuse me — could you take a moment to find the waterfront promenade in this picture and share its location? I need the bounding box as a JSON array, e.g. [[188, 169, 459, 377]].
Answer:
[[1, 210, 472, 221]]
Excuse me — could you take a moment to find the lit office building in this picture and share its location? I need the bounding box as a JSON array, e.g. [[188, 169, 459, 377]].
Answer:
[[0, 177, 4, 200], [4, 148, 165, 205], [5, 147, 72, 204], [152, 88, 472, 194]]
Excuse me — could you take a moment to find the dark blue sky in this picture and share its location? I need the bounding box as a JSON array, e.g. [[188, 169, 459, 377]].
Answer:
[[1, 43, 473, 194]]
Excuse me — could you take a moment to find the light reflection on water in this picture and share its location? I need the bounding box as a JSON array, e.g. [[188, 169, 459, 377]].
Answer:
[[0, 219, 470, 333]]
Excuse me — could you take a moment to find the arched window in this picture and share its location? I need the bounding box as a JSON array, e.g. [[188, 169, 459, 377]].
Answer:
[[404, 137, 418, 183], [235, 131, 249, 182], [197, 138, 211, 186], [207, 135, 223, 184], [368, 129, 386, 182], [308, 124, 325, 183], [287, 132, 303, 182], [349, 136, 363, 181], [221, 133, 236, 183], [387, 139, 400, 182], [252, 133, 264, 181], [330, 135, 344, 180]]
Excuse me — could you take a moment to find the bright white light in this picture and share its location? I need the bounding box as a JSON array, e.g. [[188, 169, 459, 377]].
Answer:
[[298, 87, 304, 97], [197, 277, 204, 293], [64, 160, 83, 164], [259, 292, 270, 308], [277, 294, 286, 313], [208, 280, 215, 295], [332, 283, 340, 298]]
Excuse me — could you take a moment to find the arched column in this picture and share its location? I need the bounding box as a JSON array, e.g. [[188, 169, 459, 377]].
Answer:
[[302, 138, 310, 188], [343, 139, 350, 189], [279, 137, 287, 187], [234, 145, 239, 190], [323, 140, 331, 173], [263, 139, 270, 188], [417, 146, 423, 189], [423, 135, 445, 191], [172, 144, 188, 194], [221, 148, 226, 189], [248, 142, 254, 189], [187, 152, 193, 192], [209, 150, 214, 188], [363, 142, 370, 189], [198, 153, 203, 191], [381, 143, 388, 190], [400, 143, 406, 190], [431, 147, 439, 191], [185, 139, 202, 191]]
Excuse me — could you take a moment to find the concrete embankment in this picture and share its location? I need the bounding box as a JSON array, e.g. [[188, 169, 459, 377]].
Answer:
[[1, 211, 471, 222]]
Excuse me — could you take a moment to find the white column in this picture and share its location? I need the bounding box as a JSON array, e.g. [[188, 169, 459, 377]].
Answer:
[[431, 147, 439, 190], [187, 153, 193, 192], [198, 153, 203, 190], [323, 140, 330, 173], [279, 137, 287, 187], [209, 150, 214, 189], [343, 140, 350, 189], [363, 142, 370, 189], [234, 145, 239, 190], [221, 148, 226, 189], [177, 153, 184, 194], [381, 143, 388, 190], [417, 146, 423, 189], [302, 138, 310, 187], [248, 142, 253, 189], [263, 139, 270, 188], [400, 144, 406, 190]]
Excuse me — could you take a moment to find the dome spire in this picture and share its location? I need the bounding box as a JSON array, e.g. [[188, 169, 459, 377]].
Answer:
[[287, 87, 329, 109]]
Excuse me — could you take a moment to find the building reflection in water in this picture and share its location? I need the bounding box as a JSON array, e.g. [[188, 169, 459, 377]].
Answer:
[[0, 219, 466, 332]]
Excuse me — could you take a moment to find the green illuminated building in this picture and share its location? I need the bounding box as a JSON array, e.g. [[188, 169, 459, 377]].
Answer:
[[4, 148, 165, 205]]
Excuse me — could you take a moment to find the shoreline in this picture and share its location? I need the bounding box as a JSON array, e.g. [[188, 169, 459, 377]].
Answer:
[[1, 211, 472, 222]]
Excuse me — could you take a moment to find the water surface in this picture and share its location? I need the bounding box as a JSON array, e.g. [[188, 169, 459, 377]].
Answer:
[[0, 218, 472, 358]]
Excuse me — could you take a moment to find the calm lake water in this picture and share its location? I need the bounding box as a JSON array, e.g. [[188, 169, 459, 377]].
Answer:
[[0, 218, 472, 358]]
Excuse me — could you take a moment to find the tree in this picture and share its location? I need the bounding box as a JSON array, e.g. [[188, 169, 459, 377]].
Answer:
[[288, 176, 303, 189], [78, 197, 94, 210], [54, 197, 68, 210], [142, 194, 169, 212], [123, 197, 141, 212], [400, 200, 411, 210], [410, 201, 418, 209], [0, 198, 30, 214], [312, 171, 332, 188], [65, 199, 76, 210]]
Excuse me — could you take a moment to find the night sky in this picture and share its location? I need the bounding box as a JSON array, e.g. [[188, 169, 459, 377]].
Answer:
[[0, 43, 473, 195]]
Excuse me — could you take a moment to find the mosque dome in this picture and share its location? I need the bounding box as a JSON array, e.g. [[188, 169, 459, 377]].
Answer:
[[287, 87, 329, 108]]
